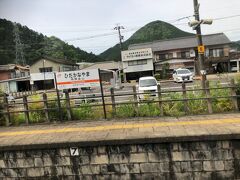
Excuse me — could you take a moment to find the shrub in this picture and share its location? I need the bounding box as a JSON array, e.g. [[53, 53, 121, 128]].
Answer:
[[187, 91, 207, 115], [138, 103, 160, 117], [210, 82, 233, 112], [235, 76, 240, 108], [48, 100, 68, 121], [116, 104, 135, 118], [28, 102, 45, 123], [162, 92, 185, 117], [72, 104, 93, 120], [11, 113, 26, 125], [154, 74, 161, 81], [0, 90, 4, 126]]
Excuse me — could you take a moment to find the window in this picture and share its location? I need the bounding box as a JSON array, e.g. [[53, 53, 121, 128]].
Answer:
[[128, 60, 147, 66], [209, 48, 224, 57], [181, 51, 190, 58], [21, 72, 25, 77], [177, 52, 181, 58], [11, 72, 16, 78], [39, 67, 52, 73], [140, 79, 157, 87], [168, 53, 173, 59], [159, 54, 166, 60]]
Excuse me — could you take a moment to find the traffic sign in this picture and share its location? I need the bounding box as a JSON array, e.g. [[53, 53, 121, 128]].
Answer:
[[198, 45, 205, 54]]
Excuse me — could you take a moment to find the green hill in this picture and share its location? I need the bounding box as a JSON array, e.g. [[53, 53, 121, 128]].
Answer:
[[231, 41, 240, 50], [0, 19, 103, 65], [99, 20, 194, 61]]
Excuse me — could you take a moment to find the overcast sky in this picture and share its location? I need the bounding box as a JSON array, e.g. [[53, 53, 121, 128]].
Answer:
[[0, 0, 240, 55]]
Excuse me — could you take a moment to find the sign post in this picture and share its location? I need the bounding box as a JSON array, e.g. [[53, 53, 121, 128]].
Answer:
[[98, 69, 107, 119], [54, 72, 63, 121], [54, 69, 106, 119]]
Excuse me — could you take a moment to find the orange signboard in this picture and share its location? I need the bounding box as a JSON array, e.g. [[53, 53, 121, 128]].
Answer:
[[198, 45, 205, 54]]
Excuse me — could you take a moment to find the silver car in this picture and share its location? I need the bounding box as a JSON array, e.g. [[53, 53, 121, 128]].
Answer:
[[173, 68, 193, 83]]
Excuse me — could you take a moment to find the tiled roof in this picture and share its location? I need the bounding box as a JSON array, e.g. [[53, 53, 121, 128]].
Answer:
[[81, 61, 121, 70], [0, 64, 29, 71], [40, 57, 78, 66], [129, 33, 231, 52]]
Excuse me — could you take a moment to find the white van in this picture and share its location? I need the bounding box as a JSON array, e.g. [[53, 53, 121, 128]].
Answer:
[[136, 76, 158, 100]]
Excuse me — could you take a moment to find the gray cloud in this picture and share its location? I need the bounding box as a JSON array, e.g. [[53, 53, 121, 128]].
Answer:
[[0, 0, 239, 54]]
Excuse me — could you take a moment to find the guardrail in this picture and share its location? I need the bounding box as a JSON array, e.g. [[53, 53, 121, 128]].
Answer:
[[0, 79, 239, 126]]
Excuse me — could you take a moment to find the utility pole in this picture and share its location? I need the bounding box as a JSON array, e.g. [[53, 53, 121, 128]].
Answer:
[[114, 24, 124, 51], [189, 1, 212, 88], [193, 0, 207, 88], [13, 23, 26, 66], [114, 24, 126, 83]]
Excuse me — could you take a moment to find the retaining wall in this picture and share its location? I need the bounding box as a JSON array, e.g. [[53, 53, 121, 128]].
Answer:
[[1, 140, 240, 179]]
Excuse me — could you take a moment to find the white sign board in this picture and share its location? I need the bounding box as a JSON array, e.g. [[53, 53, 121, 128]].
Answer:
[[121, 48, 153, 61], [56, 69, 100, 90], [30, 72, 54, 81], [70, 147, 79, 156]]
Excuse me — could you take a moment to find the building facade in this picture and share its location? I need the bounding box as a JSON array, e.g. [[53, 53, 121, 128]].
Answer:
[[128, 33, 232, 79], [0, 64, 30, 93], [30, 57, 79, 90], [81, 61, 121, 83], [121, 48, 154, 81]]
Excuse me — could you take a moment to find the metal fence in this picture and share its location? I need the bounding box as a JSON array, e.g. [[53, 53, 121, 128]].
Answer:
[[0, 79, 239, 126]]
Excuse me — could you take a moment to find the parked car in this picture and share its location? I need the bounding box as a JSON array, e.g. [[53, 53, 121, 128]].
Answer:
[[136, 76, 159, 100], [172, 68, 193, 83]]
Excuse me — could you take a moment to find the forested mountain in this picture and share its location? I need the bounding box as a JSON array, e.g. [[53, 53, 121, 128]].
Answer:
[[231, 41, 240, 50], [99, 20, 194, 61], [0, 19, 103, 65]]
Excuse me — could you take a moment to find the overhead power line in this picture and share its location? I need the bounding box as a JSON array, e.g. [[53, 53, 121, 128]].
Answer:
[[173, 14, 240, 26]]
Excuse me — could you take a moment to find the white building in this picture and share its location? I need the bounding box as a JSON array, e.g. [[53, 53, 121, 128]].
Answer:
[[121, 48, 154, 81]]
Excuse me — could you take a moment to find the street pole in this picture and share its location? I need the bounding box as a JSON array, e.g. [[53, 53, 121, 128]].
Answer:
[[43, 59, 46, 91], [114, 24, 126, 83], [114, 24, 124, 51], [193, 0, 207, 89]]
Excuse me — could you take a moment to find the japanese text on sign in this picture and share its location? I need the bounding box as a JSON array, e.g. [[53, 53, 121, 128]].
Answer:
[[56, 69, 100, 90]]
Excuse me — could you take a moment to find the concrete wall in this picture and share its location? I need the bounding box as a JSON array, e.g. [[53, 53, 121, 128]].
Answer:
[[0, 140, 240, 179], [30, 59, 59, 73], [30, 59, 76, 73]]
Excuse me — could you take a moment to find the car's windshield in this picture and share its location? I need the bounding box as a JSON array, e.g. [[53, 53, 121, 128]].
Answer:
[[140, 79, 157, 87], [177, 69, 191, 74]]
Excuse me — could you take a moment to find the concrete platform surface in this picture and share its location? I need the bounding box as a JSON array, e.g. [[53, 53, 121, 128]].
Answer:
[[0, 113, 240, 151]]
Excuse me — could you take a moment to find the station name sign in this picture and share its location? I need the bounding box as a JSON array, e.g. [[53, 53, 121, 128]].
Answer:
[[56, 69, 100, 90], [121, 48, 153, 61]]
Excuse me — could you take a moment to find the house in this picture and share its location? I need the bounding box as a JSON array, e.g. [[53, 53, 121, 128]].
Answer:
[[127, 33, 232, 79], [0, 64, 30, 93], [30, 57, 79, 90]]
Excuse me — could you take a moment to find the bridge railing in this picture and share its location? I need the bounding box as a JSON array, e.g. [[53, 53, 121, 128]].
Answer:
[[0, 79, 239, 126]]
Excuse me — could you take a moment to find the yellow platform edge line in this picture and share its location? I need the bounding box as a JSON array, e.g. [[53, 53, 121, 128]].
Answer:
[[0, 118, 240, 137]]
